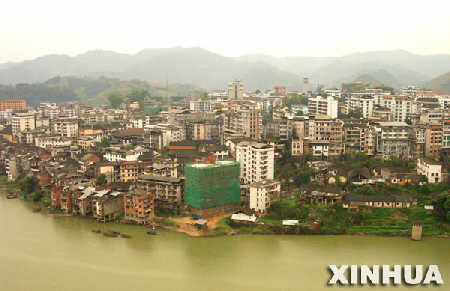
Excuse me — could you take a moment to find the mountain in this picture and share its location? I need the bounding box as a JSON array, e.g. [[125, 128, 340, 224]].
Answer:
[[425, 72, 450, 94], [1, 48, 449, 90], [0, 47, 303, 90], [0, 76, 205, 105], [238, 50, 450, 88]]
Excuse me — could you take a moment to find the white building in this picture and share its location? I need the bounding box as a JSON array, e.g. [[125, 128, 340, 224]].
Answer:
[[308, 96, 338, 119], [378, 96, 412, 122], [35, 136, 73, 148], [236, 141, 274, 184], [346, 96, 374, 118], [52, 116, 79, 137], [12, 113, 36, 137], [190, 100, 211, 112], [249, 179, 281, 213], [103, 147, 144, 162], [417, 158, 442, 184]]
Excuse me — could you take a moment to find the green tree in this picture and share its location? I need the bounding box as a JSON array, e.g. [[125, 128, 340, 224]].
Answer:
[[96, 174, 107, 186], [21, 176, 39, 194], [107, 92, 124, 108]]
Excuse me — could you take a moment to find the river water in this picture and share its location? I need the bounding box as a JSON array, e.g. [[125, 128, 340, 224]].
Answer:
[[1, 196, 448, 290]]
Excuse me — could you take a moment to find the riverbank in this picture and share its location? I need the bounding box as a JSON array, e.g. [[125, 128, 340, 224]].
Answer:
[[1, 177, 448, 239]]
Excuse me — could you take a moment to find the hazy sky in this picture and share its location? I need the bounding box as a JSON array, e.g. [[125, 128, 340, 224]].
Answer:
[[1, 0, 450, 63]]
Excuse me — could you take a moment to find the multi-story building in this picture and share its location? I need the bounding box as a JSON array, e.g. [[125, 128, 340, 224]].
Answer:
[[249, 179, 281, 213], [11, 112, 35, 136], [0, 99, 27, 111], [138, 174, 184, 210], [361, 126, 377, 156], [411, 124, 426, 158], [228, 80, 244, 100], [346, 96, 374, 118], [224, 102, 262, 140], [376, 122, 410, 159], [52, 116, 79, 137], [236, 141, 274, 184], [307, 116, 344, 157], [184, 161, 241, 214], [308, 96, 338, 119], [425, 124, 442, 158], [190, 100, 211, 112], [343, 122, 366, 154], [379, 96, 412, 122], [124, 188, 155, 224], [442, 118, 450, 150], [417, 158, 442, 184]]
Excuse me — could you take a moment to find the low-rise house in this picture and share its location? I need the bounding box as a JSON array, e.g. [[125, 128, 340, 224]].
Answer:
[[417, 158, 442, 184], [304, 191, 342, 206], [342, 194, 414, 210]]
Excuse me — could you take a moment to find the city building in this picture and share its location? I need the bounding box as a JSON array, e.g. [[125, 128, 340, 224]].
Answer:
[[184, 161, 241, 215], [228, 80, 244, 100], [249, 179, 281, 213], [417, 158, 442, 184], [308, 96, 338, 119], [190, 100, 211, 112], [236, 141, 274, 184], [12, 112, 35, 136], [376, 122, 410, 159], [0, 99, 27, 111]]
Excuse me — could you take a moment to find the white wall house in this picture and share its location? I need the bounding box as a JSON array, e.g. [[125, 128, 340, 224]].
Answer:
[[417, 158, 442, 184]]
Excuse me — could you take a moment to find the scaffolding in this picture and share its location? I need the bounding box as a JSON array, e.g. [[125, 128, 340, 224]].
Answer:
[[185, 161, 241, 209]]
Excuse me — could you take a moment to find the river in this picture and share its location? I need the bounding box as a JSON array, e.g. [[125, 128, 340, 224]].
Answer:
[[1, 196, 448, 290]]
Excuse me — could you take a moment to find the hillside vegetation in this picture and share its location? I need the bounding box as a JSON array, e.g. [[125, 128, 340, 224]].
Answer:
[[0, 76, 205, 105]]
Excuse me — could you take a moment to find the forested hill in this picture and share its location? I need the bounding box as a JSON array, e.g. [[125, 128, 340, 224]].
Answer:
[[0, 76, 206, 105]]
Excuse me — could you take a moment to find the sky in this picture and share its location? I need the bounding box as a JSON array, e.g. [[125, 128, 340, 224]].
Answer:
[[1, 0, 450, 63]]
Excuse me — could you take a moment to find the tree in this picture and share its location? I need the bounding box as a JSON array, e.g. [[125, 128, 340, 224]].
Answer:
[[96, 174, 107, 186], [127, 89, 149, 108], [294, 171, 311, 187], [21, 176, 39, 194], [107, 92, 124, 108]]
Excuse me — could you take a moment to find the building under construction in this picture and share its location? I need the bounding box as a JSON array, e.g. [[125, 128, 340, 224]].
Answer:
[[184, 161, 241, 215]]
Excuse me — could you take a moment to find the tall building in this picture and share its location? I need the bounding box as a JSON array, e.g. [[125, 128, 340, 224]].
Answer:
[[184, 161, 241, 213], [308, 116, 344, 157], [376, 122, 410, 159], [378, 96, 412, 122], [52, 116, 79, 137], [346, 95, 374, 118], [236, 141, 274, 185], [224, 102, 262, 140], [425, 124, 442, 158], [308, 96, 338, 119], [228, 80, 244, 100], [11, 112, 35, 136], [0, 99, 27, 111]]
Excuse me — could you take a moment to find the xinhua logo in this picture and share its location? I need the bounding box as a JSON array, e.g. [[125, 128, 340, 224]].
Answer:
[[328, 265, 444, 286]]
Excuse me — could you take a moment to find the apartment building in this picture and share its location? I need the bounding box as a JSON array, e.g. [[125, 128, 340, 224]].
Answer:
[[346, 95, 374, 118], [224, 102, 262, 140], [52, 116, 79, 137], [190, 100, 211, 112], [228, 80, 244, 100], [124, 188, 155, 224], [425, 124, 442, 158], [11, 113, 36, 136], [308, 96, 338, 119], [236, 141, 274, 185], [376, 122, 410, 159], [0, 99, 27, 111], [308, 116, 344, 157], [379, 96, 412, 122]]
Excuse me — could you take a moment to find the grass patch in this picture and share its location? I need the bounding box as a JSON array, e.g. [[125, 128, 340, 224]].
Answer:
[[162, 219, 176, 227]]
